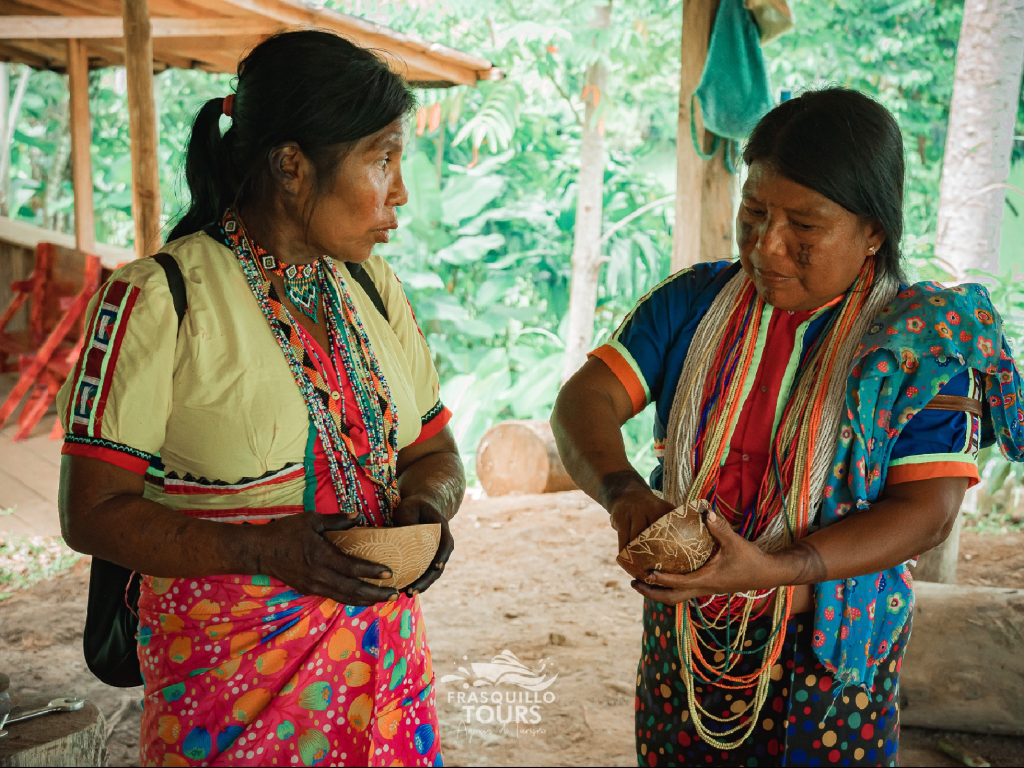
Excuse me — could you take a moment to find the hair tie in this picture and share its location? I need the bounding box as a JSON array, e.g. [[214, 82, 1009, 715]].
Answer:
[[222, 94, 235, 118]]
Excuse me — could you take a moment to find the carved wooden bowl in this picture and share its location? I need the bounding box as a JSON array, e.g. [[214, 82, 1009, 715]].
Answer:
[[326, 524, 440, 589], [616, 500, 714, 583]]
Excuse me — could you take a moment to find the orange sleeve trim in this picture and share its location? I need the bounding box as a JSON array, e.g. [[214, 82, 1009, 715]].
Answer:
[[61, 441, 150, 475], [588, 344, 647, 416], [413, 405, 453, 445], [886, 461, 980, 489]]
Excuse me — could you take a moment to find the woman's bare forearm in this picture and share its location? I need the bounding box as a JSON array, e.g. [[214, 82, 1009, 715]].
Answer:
[[396, 425, 465, 521], [767, 476, 968, 585], [59, 455, 263, 577], [551, 359, 646, 509], [397, 451, 465, 521]]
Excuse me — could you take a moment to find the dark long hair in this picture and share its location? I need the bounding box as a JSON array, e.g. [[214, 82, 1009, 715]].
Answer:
[[168, 30, 415, 242], [743, 87, 906, 284]]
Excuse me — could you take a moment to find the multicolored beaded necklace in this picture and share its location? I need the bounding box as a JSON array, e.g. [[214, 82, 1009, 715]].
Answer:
[[257, 253, 321, 322], [664, 260, 885, 749], [221, 208, 400, 524]]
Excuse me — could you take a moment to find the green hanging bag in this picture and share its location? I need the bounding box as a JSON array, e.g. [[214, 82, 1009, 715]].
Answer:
[[691, 0, 775, 170]]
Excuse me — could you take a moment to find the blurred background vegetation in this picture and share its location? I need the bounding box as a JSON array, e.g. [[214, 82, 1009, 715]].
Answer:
[[3, 0, 1023, 529]]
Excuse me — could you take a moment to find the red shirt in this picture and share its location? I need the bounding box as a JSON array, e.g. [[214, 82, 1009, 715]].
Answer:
[[716, 306, 819, 517], [293, 323, 384, 526]]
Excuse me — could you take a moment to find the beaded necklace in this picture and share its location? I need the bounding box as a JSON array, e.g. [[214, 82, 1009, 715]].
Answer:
[[661, 260, 895, 749], [221, 208, 399, 523], [256, 252, 321, 322]]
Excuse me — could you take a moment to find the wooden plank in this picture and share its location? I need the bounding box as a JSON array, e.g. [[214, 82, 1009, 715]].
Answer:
[[0, 44, 49, 69], [0, 37, 66, 67], [92, 37, 194, 70], [700, 141, 736, 262], [8, 0, 121, 16], [0, 216, 132, 266], [0, 15, 283, 39], [218, 0, 486, 85], [66, 38, 94, 253], [0, 461, 49, 516], [121, 0, 161, 258], [226, 0, 492, 69], [670, 0, 720, 272], [0, 428, 59, 503]]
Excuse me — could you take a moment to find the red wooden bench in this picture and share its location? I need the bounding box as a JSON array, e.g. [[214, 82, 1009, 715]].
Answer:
[[0, 242, 106, 441]]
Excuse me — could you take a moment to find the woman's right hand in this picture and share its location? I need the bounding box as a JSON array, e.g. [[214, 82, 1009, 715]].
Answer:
[[252, 511, 399, 606], [608, 485, 676, 552]]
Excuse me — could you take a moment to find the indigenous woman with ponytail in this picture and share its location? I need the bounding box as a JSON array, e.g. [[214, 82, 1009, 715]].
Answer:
[[56, 31, 461, 767], [552, 88, 1024, 767]]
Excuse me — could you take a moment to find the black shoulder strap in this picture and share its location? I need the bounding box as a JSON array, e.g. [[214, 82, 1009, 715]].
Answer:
[[153, 252, 187, 329], [344, 262, 389, 324]]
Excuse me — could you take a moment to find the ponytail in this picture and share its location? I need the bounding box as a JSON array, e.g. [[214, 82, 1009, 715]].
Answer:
[[167, 31, 414, 244], [167, 98, 237, 241]]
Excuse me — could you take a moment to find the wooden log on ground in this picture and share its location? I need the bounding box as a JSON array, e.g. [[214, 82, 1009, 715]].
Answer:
[[0, 702, 105, 767], [900, 582, 1024, 735], [913, 512, 962, 584], [476, 420, 578, 496]]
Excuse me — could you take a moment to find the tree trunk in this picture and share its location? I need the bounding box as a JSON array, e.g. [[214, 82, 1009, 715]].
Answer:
[[0, 64, 8, 216], [935, 0, 1024, 279], [561, 0, 612, 383], [924, 0, 1024, 577], [1, 65, 31, 218], [42, 89, 70, 232]]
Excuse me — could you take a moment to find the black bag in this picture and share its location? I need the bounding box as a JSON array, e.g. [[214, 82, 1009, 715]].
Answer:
[[83, 253, 187, 687], [82, 253, 388, 686]]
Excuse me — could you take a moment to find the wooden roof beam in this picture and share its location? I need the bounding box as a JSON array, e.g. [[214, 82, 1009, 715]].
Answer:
[[0, 42, 50, 67], [0, 16, 281, 39]]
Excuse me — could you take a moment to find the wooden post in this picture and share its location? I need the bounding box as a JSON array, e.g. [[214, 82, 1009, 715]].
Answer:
[[67, 39, 96, 254], [701, 143, 736, 262], [121, 0, 162, 258], [671, 0, 724, 273]]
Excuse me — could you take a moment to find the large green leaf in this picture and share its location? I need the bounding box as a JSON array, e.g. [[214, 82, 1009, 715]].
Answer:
[[436, 234, 505, 265], [441, 174, 507, 226], [402, 152, 443, 227]]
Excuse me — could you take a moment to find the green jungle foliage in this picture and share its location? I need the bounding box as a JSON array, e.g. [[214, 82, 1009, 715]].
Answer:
[[4, 0, 1024, 518]]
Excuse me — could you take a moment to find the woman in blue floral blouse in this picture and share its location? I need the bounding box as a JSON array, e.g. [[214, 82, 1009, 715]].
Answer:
[[553, 88, 1024, 767]]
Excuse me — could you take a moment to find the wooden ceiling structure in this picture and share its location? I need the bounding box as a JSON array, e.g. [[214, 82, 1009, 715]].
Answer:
[[0, 0, 497, 86], [0, 0, 498, 257]]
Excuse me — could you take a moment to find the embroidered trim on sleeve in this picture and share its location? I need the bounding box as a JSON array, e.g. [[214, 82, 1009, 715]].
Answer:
[[414, 400, 452, 445], [64, 279, 141, 438], [62, 435, 152, 475]]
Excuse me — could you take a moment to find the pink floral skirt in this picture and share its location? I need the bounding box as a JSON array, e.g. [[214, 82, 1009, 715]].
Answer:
[[136, 573, 441, 767]]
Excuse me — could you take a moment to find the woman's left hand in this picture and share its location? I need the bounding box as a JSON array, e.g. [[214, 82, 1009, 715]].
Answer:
[[392, 495, 454, 597], [630, 510, 781, 603]]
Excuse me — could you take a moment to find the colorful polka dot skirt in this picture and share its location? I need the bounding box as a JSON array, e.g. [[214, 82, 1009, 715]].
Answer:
[[636, 603, 909, 767]]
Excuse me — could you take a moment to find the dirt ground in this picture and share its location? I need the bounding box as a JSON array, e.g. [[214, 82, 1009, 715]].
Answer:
[[2, 490, 1023, 767]]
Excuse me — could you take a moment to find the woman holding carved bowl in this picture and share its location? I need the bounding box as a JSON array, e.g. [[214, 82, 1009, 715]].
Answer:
[[56, 31, 462, 767], [552, 88, 1024, 766]]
